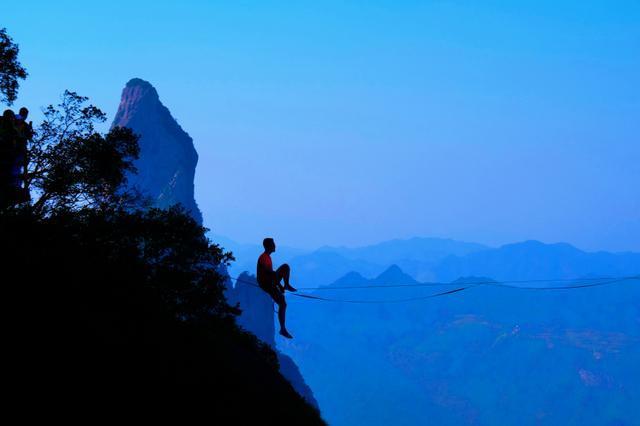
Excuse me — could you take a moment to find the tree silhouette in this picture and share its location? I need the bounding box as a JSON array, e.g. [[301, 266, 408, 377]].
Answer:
[[26, 91, 140, 215], [0, 28, 27, 105]]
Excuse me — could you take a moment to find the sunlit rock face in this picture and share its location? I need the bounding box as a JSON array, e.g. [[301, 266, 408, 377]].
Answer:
[[112, 78, 202, 223]]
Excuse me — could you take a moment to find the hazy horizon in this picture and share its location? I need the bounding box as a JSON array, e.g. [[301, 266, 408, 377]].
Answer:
[[5, 1, 639, 252], [214, 232, 640, 256]]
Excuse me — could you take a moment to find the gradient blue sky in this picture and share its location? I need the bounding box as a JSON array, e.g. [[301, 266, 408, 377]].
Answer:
[[4, 1, 639, 251]]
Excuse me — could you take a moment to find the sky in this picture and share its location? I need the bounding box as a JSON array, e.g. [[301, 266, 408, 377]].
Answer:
[[4, 1, 639, 252]]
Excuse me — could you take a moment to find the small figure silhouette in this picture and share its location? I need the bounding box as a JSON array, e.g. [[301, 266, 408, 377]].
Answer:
[[257, 238, 297, 339], [0, 109, 19, 208], [13, 107, 31, 202]]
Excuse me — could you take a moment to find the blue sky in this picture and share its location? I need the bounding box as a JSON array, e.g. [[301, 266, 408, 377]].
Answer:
[[4, 1, 639, 251]]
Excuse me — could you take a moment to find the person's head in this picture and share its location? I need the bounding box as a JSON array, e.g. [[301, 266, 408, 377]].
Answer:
[[2, 109, 15, 120], [263, 237, 276, 253], [18, 107, 28, 120]]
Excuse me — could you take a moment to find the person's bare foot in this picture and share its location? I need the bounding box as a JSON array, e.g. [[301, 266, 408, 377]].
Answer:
[[284, 284, 297, 292], [280, 329, 293, 339]]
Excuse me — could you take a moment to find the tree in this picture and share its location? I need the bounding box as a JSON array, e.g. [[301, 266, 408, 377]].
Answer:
[[0, 28, 28, 105], [27, 90, 141, 215]]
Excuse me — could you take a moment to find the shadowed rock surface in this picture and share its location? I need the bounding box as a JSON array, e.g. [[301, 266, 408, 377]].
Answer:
[[227, 272, 276, 347], [278, 352, 320, 409], [226, 272, 320, 409], [112, 78, 202, 223]]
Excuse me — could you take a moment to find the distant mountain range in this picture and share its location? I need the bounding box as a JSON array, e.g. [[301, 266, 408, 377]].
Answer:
[[317, 237, 487, 274], [323, 265, 418, 290], [433, 240, 640, 282], [218, 236, 640, 287]]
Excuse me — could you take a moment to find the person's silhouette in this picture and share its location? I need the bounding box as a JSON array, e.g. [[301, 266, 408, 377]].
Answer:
[[1, 109, 18, 208], [257, 238, 297, 339], [13, 107, 31, 202]]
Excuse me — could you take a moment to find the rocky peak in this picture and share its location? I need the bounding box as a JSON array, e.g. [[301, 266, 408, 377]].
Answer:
[[373, 264, 417, 285], [112, 78, 203, 223]]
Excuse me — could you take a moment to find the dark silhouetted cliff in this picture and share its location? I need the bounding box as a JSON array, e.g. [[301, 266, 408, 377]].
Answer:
[[227, 272, 276, 347], [226, 273, 320, 409]]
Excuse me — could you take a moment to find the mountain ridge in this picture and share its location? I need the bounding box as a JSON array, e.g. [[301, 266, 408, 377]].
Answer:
[[221, 236, 640, 288]]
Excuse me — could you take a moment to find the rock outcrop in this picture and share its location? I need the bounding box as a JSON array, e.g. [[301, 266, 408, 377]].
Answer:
[[226, 273, 319, 409], [112, 78, 202, 223], [227, 272, 275, 347], [277, 353, 320, 409]]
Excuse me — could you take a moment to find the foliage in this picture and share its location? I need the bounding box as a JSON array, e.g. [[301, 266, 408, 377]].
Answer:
[[1, 208, 323, 423], [1, 106, 323, 419], [27, 91, 140, 215], [0, 28, 27, 105]]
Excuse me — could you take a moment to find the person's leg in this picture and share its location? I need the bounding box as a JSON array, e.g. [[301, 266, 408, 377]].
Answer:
[[275, 264, 297, 292], [271, 288, 292, 338]]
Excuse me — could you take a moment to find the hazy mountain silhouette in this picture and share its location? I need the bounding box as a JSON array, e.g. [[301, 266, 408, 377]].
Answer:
[[314, 237, 488, 282], [222, 236, 489, 287], [289, 251, 385, 288], [319, 265, 418, 292], [326, 271, 369, 288], [434, 240, 640, 282], [371, 264, 419, 285], [220, 236, 639, 289], [308, 266, 431, 311], [213, 234, 308, 278], [319, 237, 487, 265], [112, 78, 203, 223]]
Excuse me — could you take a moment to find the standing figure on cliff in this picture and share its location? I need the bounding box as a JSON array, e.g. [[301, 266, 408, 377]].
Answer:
[[1, 109, 19, 208], [257, 237, 297, 339], [13, 107, 32, 202]]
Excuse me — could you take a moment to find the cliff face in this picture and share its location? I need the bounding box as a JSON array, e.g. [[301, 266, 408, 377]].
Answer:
[[112, 78, 317, 410], [226, 273, 319, 409], [277, 352, 320, 409], [226, 272, 276, 347], [112, 78, 203, 223]]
